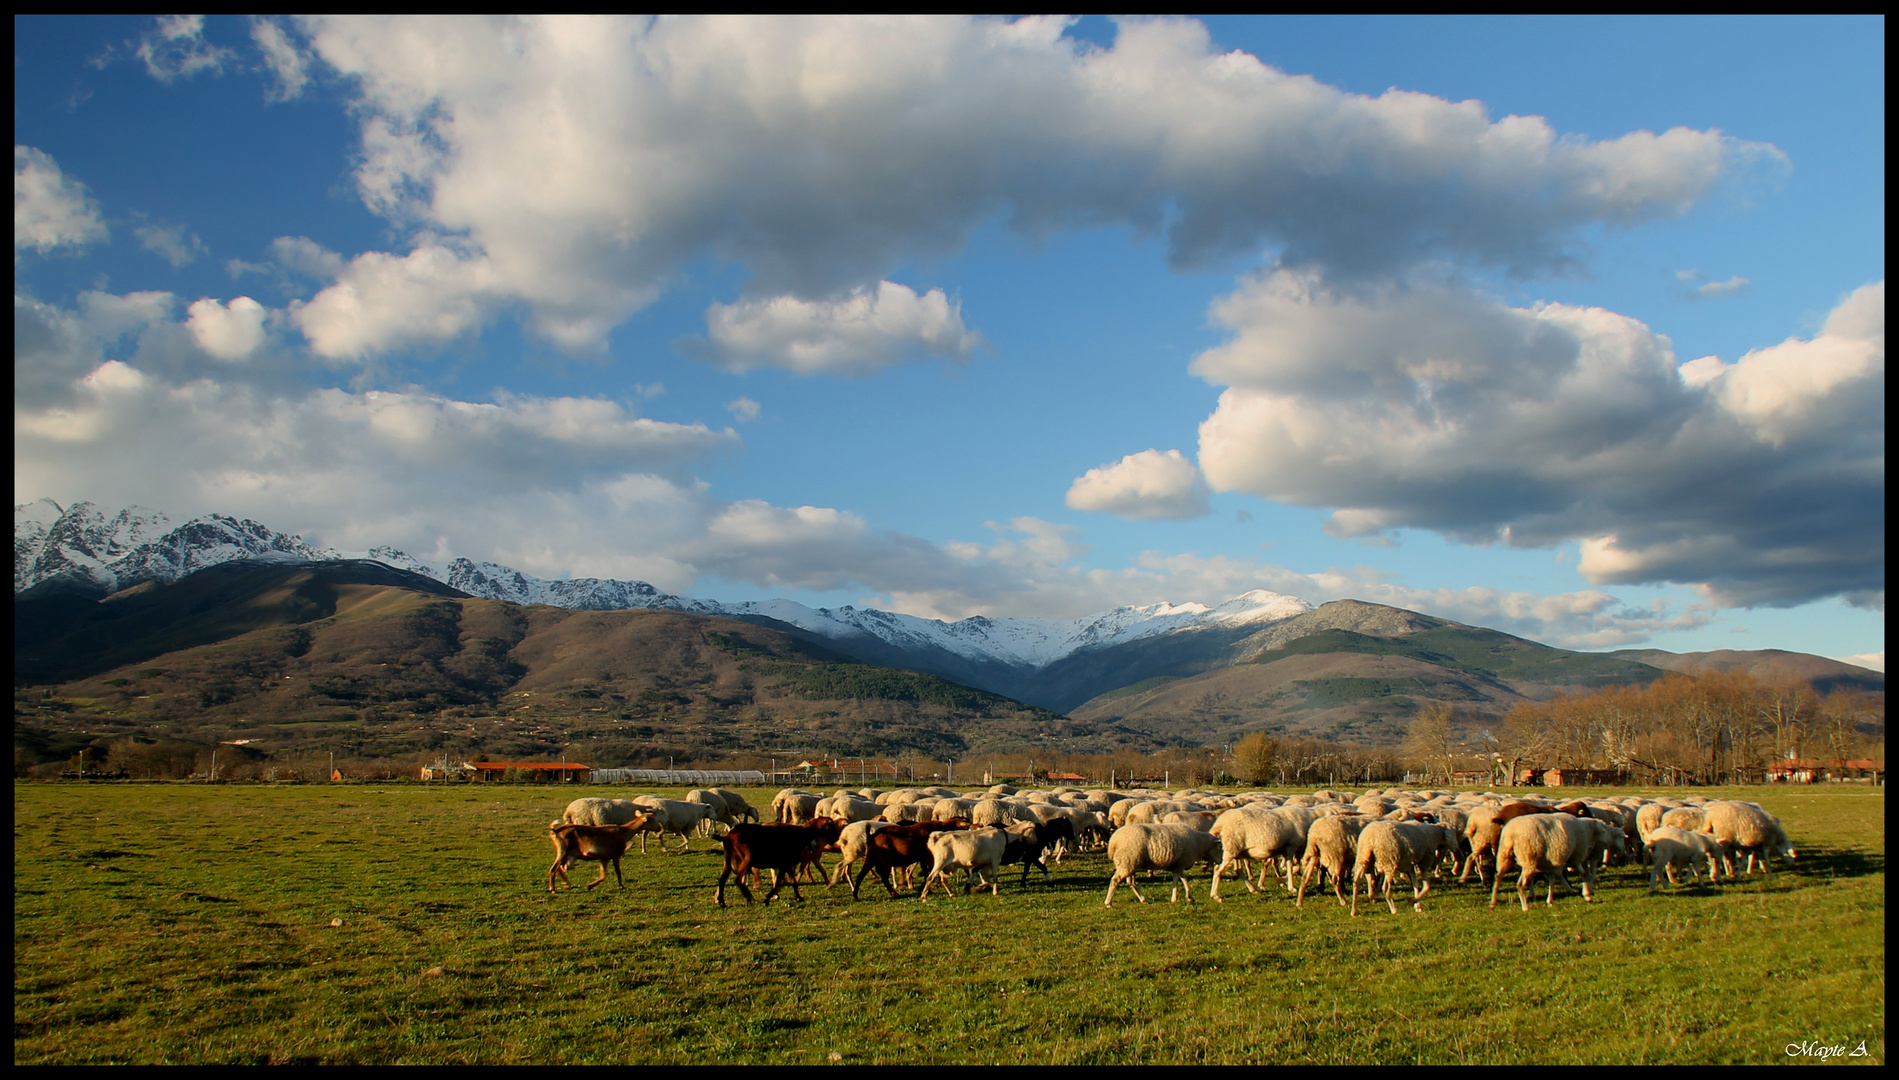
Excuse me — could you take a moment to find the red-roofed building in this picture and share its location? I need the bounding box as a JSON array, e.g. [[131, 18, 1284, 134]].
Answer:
[[465, 762, 592, 782]]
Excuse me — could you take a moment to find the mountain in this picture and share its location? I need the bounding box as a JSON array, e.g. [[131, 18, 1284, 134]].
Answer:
[[1608, 648, 1885, 696], [16, 501, 1880, 747], [15, 500, 1316, 708], [1066, 601, 1678, 746], [15, 499, 338, 599], [13, 560, 1123, 765]]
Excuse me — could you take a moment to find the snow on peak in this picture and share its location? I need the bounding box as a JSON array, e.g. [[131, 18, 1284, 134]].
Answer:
[[16, 501, 1316, 672]]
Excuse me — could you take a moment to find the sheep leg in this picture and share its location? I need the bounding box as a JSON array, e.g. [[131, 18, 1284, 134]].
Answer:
[[1411, 871, 1430, 913], [1172, 872, 1192, 904]]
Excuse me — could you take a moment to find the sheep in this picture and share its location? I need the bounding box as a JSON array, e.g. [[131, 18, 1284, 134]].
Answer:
[[1207, 808, 1303, 902], [1700, 801, 1797, 879], [1648, 826, 1730, 882], [1103, 823, 1222, 907], [918, 827, 1008, 901], [1488, 813, 1616, 911], [1659, 806, 1709, 833], [1461, 800, 1562, 884], [559, 796, 668, 853], [773, 789, 821, 825], [708, 788, 759, 825], [826, 819, 894, 890], [1645, 832, 1714, 890], [1296, 814, 1367, 908], [631, 796, 714, 852], [546, 817, 651, 892], [1350, 820, 1453, 915], [685, 789, 734, 836], [851, 821, 964, 899], [969, 799, 1019, 829]]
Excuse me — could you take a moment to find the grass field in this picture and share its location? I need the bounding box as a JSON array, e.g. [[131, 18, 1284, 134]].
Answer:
[[13, 782, 1886, 1064]]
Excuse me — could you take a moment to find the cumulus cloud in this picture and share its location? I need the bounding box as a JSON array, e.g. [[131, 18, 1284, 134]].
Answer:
[[1834, 651, 1883, 674], [280, 15, 1761, 356], [725, 397, 760, 423], [185, 297, 269, 360], [688, 282, 983, 375], [1065, 448, 1211, 520], [14, 356, 744, 585], [15, 147, 109, 254], [1194, 273, 1884, 608], [290, 242, 496, 359]]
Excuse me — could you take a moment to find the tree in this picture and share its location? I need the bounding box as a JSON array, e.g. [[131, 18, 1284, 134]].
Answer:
[[1403, 702, 1458, 783], [1232, 732, 1279, 786]]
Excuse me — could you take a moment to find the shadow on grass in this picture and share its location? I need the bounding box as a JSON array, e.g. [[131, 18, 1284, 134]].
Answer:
[[1798, 847, 1884, 879]]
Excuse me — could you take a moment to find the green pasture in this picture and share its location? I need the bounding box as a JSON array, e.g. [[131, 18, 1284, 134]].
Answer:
[[13, 783, 1886, 1064]]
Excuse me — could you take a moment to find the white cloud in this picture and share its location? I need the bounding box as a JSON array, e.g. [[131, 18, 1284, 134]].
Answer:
[[135, 220, 208, 267], [1694, 275, 1749, 298], [725, 397, 761, 423], [1194, 273, 1884, 608], [14, 147, 109, 254], [691, 282, 983, 375], [269, 236, 347, 281], [1065, 448, 1211, 520], [1834, 651, 1883, 674], [283, 15, 1760, 355], [131, 15, 235, 83], [14, 358, 743, 589], [250, 17, 311, 102], [185, 297, 269, 361], [290, 242, 496, 359]]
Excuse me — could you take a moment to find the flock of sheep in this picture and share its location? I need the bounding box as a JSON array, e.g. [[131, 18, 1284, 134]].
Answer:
[[545, 783, 1798, 913]]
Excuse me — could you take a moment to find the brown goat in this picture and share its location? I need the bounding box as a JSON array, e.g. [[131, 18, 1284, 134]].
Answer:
[[547, 816, 651, 893], [716, 820, 844, 907], [851, 819, 969, 899]]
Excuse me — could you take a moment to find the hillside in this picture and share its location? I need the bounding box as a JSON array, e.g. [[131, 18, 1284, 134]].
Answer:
[[1068, 600, 1670, 745], [12, 562, 1145, 768], [1608, 648, 1884, 695]]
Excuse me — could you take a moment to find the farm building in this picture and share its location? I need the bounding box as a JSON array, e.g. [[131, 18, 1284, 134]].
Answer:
[[465, 762, 593, 782], [588, 769, 767, 785]]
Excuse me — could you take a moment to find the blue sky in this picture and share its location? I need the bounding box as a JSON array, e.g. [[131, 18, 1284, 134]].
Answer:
[[14, 16, 1884, 668]]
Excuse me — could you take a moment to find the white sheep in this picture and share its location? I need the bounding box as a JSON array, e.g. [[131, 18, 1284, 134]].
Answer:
[[1645, 831, 1714, 890], [1103, 823, 1222, 907], [1296, 814, 1367, 908], [1488, 813, 1615, 911], [1207, 808, 1303, 902], [560, 796, 670, 853], [918, 826, 1008, 901], [1647, 826, 1730, 881], [826, 819, 894, 890], [1700, 801, 1797, 878], [631, 796, 712, 852], [1350, 820, 1453, 915]]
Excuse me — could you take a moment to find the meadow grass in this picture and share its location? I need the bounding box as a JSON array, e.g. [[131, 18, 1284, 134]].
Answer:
[[13, 783, 1885, 1064]]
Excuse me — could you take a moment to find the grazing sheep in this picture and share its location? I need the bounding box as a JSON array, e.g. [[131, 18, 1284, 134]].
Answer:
[[1350, 820, 1451, 916], [1208, 809, 1303, 902], [708, 788, 759, 825], [1461, 800, 1556, 884], [1648, 826, 1730, 882], [919, 827, 1008, 901], [1700, 801, 1797, 879], [560, 796, 669, 853], [1646, 833, 1713, 890], [826, 819, 894, 889], [1659, 806, 1709, 833], [632, 796, 713, 852], [685, 789, 734, 836], [1103, 823, 1222, 907], [1488, 813, 1614, 911], [1296, 814, 1367, 908], [773, 789, 821, 825]]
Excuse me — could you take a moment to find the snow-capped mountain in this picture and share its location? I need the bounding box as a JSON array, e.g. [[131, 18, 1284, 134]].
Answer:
[[15, 499, 339, 596], [14, 501, 1310, 678]]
